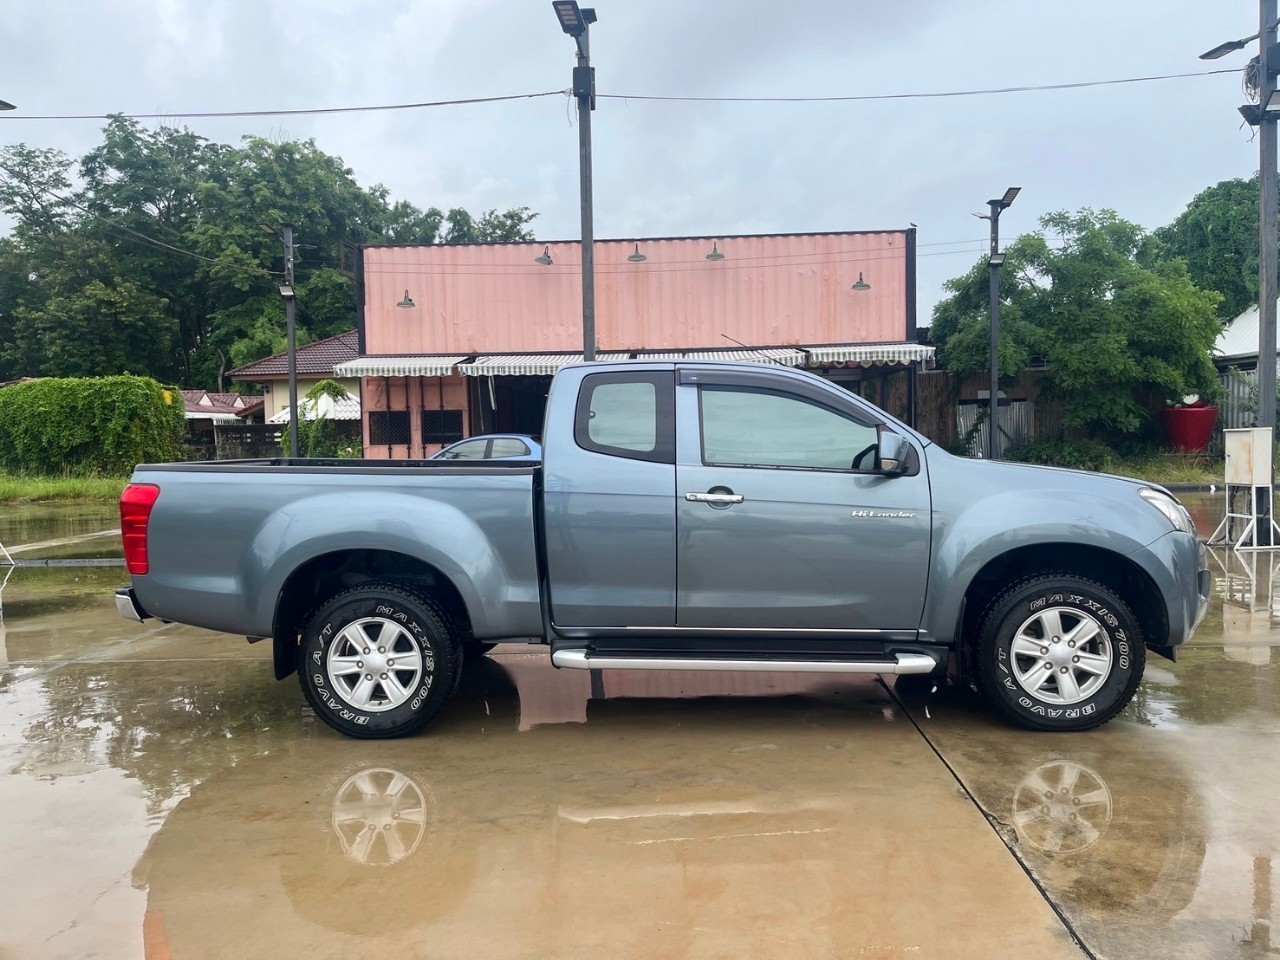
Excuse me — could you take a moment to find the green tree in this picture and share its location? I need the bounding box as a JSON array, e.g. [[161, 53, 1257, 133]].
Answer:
[[932, 209, 1223, 436], [1148, 175, 1260, 321], [0, 118, 539, 391]]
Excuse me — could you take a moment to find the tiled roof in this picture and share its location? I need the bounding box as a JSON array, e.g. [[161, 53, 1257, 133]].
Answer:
[[182, 389, 261, 420], [229, 330, 359, 380]]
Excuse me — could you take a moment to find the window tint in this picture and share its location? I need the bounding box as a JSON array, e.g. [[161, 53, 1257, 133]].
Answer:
[[489, 438, 531, 458], [442, 439, 488, 460], [700, 386, 878, 470], [574, 372, 675, 463]]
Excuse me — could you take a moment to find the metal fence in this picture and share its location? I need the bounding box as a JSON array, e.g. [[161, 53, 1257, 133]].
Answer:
[[955, 399, 1035, 457]]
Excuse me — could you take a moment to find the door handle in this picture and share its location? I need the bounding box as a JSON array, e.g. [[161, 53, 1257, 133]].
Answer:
[[685, 492, 745, 504]]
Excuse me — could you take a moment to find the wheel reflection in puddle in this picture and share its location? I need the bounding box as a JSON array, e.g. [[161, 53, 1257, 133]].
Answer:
[[1011, 760, 1113, 855], [330, 767, 429, 866]]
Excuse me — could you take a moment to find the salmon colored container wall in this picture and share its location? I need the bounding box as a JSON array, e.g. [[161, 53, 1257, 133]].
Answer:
[[361, 232, 910, 356]]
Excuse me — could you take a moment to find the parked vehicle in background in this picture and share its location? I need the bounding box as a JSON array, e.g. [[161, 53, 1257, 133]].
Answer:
[[115, 361, 1210, 740], [430, 434, 542, 462]]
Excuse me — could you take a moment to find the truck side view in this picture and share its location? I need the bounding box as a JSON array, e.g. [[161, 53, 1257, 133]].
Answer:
[[116, 361, 1211, 738]]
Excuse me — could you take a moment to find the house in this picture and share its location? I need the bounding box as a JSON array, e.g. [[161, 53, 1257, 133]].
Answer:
[[228, 330, 360, 423], [181, 390, 254, 424], [337, 231, 933, 459]]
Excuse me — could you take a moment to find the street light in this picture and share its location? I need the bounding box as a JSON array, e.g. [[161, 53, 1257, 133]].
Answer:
[[976, 187, 1019, 460], [550, 0, 599, 361], [1206, 5, 1279, 544], [0, 100, 15, 111]]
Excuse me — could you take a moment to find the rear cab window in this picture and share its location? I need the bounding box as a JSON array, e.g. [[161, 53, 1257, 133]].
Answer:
[[574, 372, 675, 463]]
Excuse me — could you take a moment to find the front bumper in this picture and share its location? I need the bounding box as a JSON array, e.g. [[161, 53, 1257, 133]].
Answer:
[[1129, 531, 1210, 656], [115, 587, 150, 623]]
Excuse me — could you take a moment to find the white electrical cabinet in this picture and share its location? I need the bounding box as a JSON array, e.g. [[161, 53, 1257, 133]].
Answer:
[[1224, 428, 1273, 486]]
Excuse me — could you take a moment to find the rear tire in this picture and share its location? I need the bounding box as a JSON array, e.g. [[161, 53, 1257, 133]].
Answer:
[[974, 574, 1144, 732], [298, 581, 460, 739]]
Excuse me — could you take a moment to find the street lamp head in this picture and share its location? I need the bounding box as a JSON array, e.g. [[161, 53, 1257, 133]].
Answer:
[[1200, 35, 1256, 60], [0, 100, 15, 112], [992, 186, 1021, 209], [278, 283, 295, 299], [989, 253, 1007, 268], [552, 1, 587, 36]]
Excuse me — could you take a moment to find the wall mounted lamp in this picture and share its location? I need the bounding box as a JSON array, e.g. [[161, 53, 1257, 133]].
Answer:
[[705, 242, 725, 261], [627, 244, 647, 262], [396, 290, 415, 308], [851, 273, 871, 291], [534, 246, 554, 265]]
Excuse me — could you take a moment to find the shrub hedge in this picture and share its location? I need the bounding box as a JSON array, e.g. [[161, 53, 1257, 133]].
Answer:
[[0, 375, 185, 476]]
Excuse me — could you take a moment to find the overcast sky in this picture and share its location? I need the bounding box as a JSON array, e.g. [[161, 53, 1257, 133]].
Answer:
[[0, 0, 1264, 324]]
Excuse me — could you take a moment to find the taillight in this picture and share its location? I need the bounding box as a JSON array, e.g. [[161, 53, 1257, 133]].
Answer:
[[120, 484, 160, 575]]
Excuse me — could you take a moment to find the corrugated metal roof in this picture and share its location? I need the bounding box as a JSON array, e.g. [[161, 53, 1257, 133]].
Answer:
[[334, 356, 470, 377], [1217, 305, 1263, 362], [267, 392, 362, 423], [230, 330, 359, 379], [803, 343, 934, 365], [363, 233, 910, 357]]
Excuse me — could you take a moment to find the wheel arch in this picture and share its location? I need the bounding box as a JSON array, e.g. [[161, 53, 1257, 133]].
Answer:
[[271, 549, 473, 680], [954, 543, 1167, 678]]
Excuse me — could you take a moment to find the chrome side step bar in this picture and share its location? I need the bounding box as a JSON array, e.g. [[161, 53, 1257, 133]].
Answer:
[[550, 649, 938, 675]]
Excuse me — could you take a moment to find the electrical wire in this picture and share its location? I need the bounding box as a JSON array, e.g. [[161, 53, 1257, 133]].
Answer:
[[0, 91, 567, 121], [0, 68, 1240, 122], [599, 68, 1240, 104], [360, 245, 990, 278]]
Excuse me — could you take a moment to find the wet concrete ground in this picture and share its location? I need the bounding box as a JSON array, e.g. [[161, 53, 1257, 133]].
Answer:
[[1, 495, 1278, 959]]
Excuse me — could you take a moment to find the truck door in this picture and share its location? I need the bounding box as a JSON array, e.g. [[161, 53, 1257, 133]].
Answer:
[[542, 370, 677, 628], [674, 369, 931, 631]]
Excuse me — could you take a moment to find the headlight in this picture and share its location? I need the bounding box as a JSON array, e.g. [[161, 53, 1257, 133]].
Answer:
[[1139, 488, 1196, 535]]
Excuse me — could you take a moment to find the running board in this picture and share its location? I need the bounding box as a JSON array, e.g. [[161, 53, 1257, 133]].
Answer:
[[550, 650, 938, 675]]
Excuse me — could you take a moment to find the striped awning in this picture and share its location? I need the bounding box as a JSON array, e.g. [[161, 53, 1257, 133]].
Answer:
[[458, 348, 805, 376], [803, 343, 934, 366], [334, 356, 469, 377]]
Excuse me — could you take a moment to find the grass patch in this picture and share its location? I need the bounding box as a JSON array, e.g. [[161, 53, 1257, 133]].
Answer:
[[1105, 454, 1221, 487], [1003, 439, 1220, 486], [0, 475, 128, 503]]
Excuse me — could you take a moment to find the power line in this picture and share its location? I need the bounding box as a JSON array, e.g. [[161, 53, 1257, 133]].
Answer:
[[599, 68, 1240, 103], [0, 91, 566, 121], [0, 68, 1240, 122]]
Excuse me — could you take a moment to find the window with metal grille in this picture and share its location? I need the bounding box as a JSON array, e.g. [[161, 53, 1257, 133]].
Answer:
[[368, 411, 411, 446], [423, 410, 464, 445]]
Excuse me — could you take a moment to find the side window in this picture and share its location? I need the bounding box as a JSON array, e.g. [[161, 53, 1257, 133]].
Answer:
[[575, 372, 675, 463], [442, 439, 489, 460], [489, 438, 530, 458], [700, 385, 879, 471]]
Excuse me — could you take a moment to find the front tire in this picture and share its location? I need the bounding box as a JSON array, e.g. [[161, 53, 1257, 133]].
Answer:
[[298, 581, 460, 739], [975, 574, 1144, 732]]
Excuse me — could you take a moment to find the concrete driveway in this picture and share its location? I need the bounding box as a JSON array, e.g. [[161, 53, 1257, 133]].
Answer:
[[0, 512, 1276, 959]]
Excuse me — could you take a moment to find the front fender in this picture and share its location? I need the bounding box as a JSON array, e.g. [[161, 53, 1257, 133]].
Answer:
[[921, 489, 1162, 644]]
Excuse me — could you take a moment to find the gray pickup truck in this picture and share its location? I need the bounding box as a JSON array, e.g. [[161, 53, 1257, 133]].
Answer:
[[116, 361, 1210, 739]]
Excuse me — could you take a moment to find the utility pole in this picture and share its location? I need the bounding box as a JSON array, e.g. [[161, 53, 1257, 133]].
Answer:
[[283, 224, 299, 458], [553, 2, 598, 361], [1202, 3, 1280, 544], [979, 187, 1020, 459]]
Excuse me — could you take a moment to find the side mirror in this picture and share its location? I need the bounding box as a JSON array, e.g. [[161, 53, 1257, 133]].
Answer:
[[878, 432, 911, 476]]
